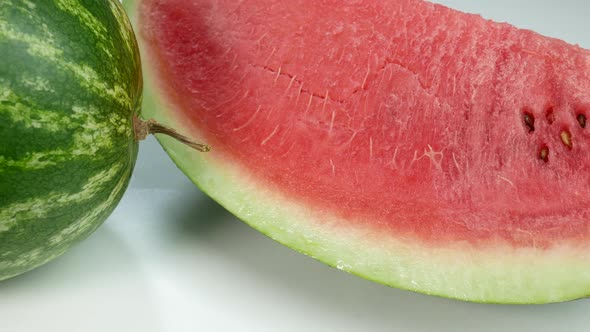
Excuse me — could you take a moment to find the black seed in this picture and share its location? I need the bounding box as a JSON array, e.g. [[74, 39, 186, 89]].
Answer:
[[523, 111, 535, 132], [577, 114, 587, 128], [539, 145, 549, 162]]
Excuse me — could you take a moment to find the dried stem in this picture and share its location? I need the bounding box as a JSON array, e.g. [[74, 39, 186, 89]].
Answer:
[[133, 115, 211, 152]]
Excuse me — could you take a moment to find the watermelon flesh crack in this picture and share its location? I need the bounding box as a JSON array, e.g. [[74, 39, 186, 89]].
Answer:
[[128, 0, 590, 303]]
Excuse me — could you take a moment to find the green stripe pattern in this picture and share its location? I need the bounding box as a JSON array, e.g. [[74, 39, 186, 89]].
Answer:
[[0, 0, 142, 280]]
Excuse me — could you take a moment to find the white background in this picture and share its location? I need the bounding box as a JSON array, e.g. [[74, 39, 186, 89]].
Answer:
[[2, 1, 590, 331]]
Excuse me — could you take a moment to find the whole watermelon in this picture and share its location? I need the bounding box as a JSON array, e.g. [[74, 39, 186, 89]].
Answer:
[[0, 0, 142, 280]]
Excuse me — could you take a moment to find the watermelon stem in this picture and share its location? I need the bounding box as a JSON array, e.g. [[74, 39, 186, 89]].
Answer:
[[133, 115, 211, 152]]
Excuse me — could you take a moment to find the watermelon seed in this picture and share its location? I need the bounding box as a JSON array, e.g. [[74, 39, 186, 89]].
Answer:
[[545, 107, 555, 124], [577, 114, 587, 128], [539, 145, 549, 162], [523, 111, 535, 132], [560, 129, 573, 150]]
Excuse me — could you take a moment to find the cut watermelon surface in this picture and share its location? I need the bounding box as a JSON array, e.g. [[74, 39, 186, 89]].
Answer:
[[127, 0, 590, 303]]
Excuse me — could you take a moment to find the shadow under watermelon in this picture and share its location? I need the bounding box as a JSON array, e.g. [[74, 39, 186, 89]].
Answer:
[[0, 225, 161, 332], [169, 191, 590, 332]]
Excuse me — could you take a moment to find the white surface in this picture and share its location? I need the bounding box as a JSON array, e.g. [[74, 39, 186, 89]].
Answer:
[[3, 1, 590, 331]]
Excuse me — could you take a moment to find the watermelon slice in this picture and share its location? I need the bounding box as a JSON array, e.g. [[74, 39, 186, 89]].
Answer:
[[125, 0, 590, 303]]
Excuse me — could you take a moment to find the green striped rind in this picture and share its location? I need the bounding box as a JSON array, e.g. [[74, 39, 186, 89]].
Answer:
[[0, 0, 142, 280], [126, 0, 590, 303]]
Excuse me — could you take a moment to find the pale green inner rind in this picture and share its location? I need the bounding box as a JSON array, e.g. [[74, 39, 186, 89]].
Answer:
[[126, 0, 590, 304]]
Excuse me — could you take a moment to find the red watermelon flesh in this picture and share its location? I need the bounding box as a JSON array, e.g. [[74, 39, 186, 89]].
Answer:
[[140, 0, 590, 247], [134, 0, 590, 302]]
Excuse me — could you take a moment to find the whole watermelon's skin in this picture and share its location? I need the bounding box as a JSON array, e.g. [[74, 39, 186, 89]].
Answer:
[[0, 0, 142, 280], [128, 0, 590, 304]]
